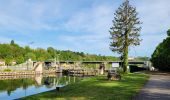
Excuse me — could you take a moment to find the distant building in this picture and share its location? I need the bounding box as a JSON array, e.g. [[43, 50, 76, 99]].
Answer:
[[0, 59, 5, 66]]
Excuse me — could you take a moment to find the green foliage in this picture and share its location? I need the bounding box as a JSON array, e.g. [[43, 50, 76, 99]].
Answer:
[[109, 0, 142, 73], [5, 58, 13, 66], [16, 56, 25, 64], [167, 29, 170, 36], [0, 41, 118, 65], [10, 40, 15, 45], [47, 47, 56, 58], [25, 52, 36, 61], [3, 68, 12, 72], [116, 67, 124, 75], [151, 29, 170, 71]]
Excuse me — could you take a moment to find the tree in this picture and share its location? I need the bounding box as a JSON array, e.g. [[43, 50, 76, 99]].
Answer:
[[167, 29, 170, 36], [5, 57, 12, 66], [10, 40, 15, 45], [25, 52, 36, 61], [151, 29, 170, 71], [47, 47, 55, 58], [0, 41, 119, 66], [16, 56, 25, 64], [109, 0, 142, 73]]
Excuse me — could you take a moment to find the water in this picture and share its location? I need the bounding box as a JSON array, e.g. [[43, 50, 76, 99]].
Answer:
[[0, 73, 81, 100]]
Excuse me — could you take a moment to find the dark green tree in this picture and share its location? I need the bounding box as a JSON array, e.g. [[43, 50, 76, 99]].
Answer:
[[151, 29, 170, 71], [167, 29, 170, 36], [16, 56, 25, 64], [5, 57, 12, 66], [25, 52, 36, 61], [10, 40, 15, 45], [109, 0, 142, 73], [47, 47, 56, 58]]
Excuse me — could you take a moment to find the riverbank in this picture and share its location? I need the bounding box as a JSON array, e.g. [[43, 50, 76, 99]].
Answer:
[[19, 73, 149, 100]]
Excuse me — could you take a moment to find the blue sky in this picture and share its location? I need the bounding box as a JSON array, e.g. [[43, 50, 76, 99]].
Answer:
[[0, 0, 169, 57]]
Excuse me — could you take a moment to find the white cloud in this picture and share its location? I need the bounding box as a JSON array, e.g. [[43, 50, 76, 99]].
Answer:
[[65, 4, 114, 35], [135, 0, 170, 34], [0, 0, 62, 34], [59, 3, 115, 55]]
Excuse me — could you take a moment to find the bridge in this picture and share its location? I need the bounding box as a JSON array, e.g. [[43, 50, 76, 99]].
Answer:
[[38, 60, 151, 74], [0, 60, 151, 75], [32, 60, 151, 70], [34, 60, 148, 64]]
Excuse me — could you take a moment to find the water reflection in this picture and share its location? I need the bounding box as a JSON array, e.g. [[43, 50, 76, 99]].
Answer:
[[0, 73, 81, 100]]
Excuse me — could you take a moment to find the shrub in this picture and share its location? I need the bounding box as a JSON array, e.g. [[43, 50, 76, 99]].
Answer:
[[3, 68, 12, 72], [116, 67, 124, 75]]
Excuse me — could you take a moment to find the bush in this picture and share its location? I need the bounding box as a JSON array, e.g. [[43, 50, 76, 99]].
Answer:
[[3, 68, 12, 72], [116, 67, 124, 75]]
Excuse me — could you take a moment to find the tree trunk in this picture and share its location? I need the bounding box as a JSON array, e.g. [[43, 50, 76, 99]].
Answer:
[[123, 31, 129, 73]]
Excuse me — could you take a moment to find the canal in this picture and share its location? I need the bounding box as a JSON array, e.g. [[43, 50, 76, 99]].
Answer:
[[0, 73, 81, 100]]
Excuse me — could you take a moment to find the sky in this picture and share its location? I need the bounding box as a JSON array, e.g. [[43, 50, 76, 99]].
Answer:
[[0, 0, 170, 57]]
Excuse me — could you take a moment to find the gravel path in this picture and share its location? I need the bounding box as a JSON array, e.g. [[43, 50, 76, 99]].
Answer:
[[134, 74, 170, 100]]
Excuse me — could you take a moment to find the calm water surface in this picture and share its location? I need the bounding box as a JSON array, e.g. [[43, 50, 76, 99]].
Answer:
[[0, 73, 81, 100]]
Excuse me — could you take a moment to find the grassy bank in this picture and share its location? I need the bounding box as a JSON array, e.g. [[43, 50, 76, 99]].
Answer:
[[19, 73, 149, 100]]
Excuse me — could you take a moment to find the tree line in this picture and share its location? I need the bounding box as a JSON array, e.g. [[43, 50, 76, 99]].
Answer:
[[0, 40, 118, 65]]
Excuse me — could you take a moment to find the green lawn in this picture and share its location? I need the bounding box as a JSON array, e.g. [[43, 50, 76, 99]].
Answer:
[[19, 73, 149, 100]]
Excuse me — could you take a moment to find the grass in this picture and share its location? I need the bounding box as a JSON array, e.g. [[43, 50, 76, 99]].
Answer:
[[19, 73, 149, 100]]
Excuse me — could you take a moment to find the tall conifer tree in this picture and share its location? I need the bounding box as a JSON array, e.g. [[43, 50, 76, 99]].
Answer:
[[110, 0, 142, 73]]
